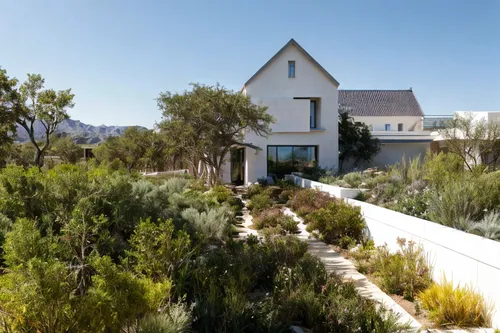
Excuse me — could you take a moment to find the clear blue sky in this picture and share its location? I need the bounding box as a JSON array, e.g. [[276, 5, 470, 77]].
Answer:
[[1, 0, 499, 128]]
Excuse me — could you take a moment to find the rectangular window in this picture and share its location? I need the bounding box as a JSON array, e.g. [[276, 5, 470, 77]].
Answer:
[[288, 61, 295, 78], [267, 145, 318, 179], [385, 124, 391, 131], [310, 100, 316, 128], [398, 123, 403, 131]]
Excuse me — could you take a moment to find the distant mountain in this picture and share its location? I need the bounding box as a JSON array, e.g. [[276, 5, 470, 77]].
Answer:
[[15, 119, 148, 144]]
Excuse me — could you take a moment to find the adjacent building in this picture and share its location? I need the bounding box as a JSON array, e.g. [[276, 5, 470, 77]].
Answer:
[[339, 89, 435, 168]]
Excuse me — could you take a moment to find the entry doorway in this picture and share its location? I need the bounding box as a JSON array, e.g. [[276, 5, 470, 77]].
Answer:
[[230, 148, 245, 185]]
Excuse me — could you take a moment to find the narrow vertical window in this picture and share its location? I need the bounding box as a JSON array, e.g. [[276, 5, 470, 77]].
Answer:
[[310, 100, 316, 128], [288, 61, 295, 78], [385, 124, 391, 131], [398, 123, 403, 131]]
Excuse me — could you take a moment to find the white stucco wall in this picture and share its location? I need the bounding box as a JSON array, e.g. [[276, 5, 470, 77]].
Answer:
[[370, 142, 429, 168], [354, 116, 423, 131], [243, 43, 339, 183], [260, 98, 311, 132]]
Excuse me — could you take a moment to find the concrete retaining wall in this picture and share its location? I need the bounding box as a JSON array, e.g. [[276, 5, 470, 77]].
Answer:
[[284, 174, 362, 199], [287, 174, 500, 327]]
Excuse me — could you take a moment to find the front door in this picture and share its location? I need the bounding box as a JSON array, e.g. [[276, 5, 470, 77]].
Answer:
[[230, 148, 245, 185]]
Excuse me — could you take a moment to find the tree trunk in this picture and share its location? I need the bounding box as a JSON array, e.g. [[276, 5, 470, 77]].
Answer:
[[34, 146, 44, 168]]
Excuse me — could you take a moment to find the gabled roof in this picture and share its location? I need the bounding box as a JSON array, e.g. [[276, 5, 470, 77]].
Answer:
[[338, 90, 424, 117], [244, 38, 340, 88]]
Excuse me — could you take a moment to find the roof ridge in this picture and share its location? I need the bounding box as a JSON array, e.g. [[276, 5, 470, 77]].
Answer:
[[243, 38, 339, 88]]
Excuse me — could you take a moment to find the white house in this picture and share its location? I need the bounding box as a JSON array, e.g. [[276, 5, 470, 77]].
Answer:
[[222, 38, 436, 184], [223, 38, 339, 184]]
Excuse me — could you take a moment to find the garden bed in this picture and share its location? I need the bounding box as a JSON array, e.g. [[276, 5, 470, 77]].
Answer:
[[244, 181, 495, 331]]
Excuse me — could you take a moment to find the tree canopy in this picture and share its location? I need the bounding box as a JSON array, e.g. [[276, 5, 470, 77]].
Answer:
[[440, 113, 500, 171], [158, 83, 274, 185], [338, 107, 381, 172], [17, 74, 75, 167], [93, 127, 178, 172], [50, 136, 84, 164], [0, 68, 21, 163]]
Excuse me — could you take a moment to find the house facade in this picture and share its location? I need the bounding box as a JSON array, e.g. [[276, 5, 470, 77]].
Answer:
[[224, 39, 339, 184], [222, 38, 435, 184], [339, 89, 435, 169]]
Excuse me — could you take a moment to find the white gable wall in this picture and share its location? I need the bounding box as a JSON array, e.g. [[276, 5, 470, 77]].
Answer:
[[243, 44, 339, 183]]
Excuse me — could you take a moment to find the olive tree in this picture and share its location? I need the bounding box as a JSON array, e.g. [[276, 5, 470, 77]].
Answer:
[[17, 74, 75, 167], [0, 68, 21, 164], [158, 83, 274, 185], [441, 112, 500, 171]]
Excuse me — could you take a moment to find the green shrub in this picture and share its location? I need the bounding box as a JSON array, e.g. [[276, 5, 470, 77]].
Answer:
[[253, 208, 298, 234], [163, 177, 190, 195], [350, 240, 377, 274], [277, 189, 294, 204], [342, 172, 364, 188], [247, 193, 273, 212], [305, 200, 366, 248], [429, 179, 482, 229], [253, 207, 282, 230], [210, 185, 232, 203], [263, 186, 284, 201], [318, 174, 340, 185], [189, 178, 208, 192], [467, 211, 500, 240], [246, 184, 264, 198], [474, 171, 500, 214], [278, 215, 299, 234], [181, 207, 232, 241], [289, 189, 334, 218], [226, 196, 244, 216], [419, 276, 492, 327], [423, 152, 464, 190], [372, 238, 432, 301], [395, 188, 431, 219], [388, 155, 423, 185], [138, 302, 191, 333]]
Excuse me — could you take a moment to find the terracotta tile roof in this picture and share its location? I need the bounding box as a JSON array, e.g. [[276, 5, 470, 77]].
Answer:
[[339, 90, 424, 117]]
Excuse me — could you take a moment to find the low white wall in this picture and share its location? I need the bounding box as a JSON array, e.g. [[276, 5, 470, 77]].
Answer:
[[285, 174, 361, 199], [289, 174, 500, 328]]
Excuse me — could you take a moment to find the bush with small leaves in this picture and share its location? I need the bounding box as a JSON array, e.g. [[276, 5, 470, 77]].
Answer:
[[253, 207, 282, 230], [209, 185, 233, 203], [247, 193, 273, 212], [372, 238, 432, 301], [305, 200, 366, 248], [289, 189, 334, 218]]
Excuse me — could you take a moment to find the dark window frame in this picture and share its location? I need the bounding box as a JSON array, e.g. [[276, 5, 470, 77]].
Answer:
[[267, 145, 318, 178], [288, 61, 295, 78], [310, 100, 317, 128], [398, 123, 404, 131]]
